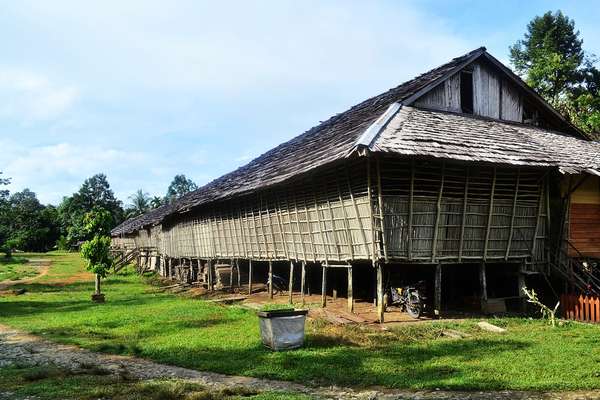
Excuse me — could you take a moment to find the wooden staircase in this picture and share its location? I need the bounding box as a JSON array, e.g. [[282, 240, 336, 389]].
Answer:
[[112, 248, 139, 272], [547, 241, 600, 297]]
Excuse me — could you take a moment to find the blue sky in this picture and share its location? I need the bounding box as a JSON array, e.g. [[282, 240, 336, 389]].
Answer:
[[1, 0, 599, 206]]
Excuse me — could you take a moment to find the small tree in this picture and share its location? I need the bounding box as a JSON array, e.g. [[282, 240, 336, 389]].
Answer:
[[80, 208, 113, 302], [522, 286, 560, 327]]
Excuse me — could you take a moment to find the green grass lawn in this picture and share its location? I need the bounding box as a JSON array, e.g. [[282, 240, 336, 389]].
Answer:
[[2, 252, 600, 392], [0, 256, 40, 281]]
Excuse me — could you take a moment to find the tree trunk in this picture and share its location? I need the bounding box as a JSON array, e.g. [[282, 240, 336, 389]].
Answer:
[[95, 273, 102, 295]]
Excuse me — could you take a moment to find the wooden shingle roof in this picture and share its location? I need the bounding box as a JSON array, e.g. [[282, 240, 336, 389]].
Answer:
[[371, 106, 600, 174], [111, 47, 598, 236]]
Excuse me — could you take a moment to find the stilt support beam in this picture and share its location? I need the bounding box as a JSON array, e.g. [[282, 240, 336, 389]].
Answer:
[[321, 264, 327, 308], [479, 262, 488, 313], [376, 262, 384, 323], [288, 261, 294, 304], [300, 261, 306, 305], [434, 263, 442, 318], [268, 261, 273, 299], [347, 264, 354, 313], [248, 259, 253, 295]]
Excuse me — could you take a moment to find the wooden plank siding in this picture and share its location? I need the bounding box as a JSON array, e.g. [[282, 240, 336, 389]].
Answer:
[[414, 61, 524, 123], [569, 203, 600, 258]]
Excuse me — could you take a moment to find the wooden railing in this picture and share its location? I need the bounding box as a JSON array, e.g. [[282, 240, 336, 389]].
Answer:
[[561, 293, 600, 323]]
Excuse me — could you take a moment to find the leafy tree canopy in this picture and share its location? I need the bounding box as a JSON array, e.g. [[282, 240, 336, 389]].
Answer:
[[58, 174, 123, 248], [510, 10, 600, 137], [125, 189, 150, 218], [165, 174, 197, 202]]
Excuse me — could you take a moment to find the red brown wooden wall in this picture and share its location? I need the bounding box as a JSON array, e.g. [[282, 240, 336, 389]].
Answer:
[[569, 203, 600, 258]]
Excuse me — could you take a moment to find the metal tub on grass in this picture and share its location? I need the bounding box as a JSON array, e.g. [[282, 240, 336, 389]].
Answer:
[[257, 309, 308, 351]]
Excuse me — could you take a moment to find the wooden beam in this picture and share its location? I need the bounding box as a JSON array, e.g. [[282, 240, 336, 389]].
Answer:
[[458, 167, 470, 262], [321, 263, 327, 308], [291, 190, 307, 262], [367, 158, 376, 263], [288, 260, 294, 304], [483, 167, 497, 260], [347, 263, 354, 313], [268, 260, 273, 299], [408, 159, 415, 260], [264, 194, 279, 259], [431, 162, 445, 262], [248, 259, 253, 295], [312, 188, 329, 265], [479, 262, 488, 312], [274, 193, 289, 261], [229, 258, 234, 291], [236, 259, 241, 288], [505, 168, 521, 260], [376, 262, 384, 323], [434, 263, 442, 317], [531, 184, 545, 261], [208, 259, 213, 291], [346, 166, 370, 260], [322, 178, 342, 261], [300, 261, 306, 306], [336, 170, 354, 260], [376, 158, 388, 262]]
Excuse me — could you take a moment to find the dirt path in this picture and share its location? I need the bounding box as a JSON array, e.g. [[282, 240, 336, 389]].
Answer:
[[0, 260, 51, 290], [1, 325, 599, 400]]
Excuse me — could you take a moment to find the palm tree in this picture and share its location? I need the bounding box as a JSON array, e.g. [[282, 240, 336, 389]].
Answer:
[[126, 189, 150, 218], [150, 196, 163, 209]]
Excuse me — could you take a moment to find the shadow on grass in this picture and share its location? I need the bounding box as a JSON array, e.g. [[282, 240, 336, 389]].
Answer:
[[140, 337, 528, 390]]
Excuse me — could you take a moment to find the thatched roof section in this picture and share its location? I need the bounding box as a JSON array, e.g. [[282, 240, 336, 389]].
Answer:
[[371, 106, 600, 174]]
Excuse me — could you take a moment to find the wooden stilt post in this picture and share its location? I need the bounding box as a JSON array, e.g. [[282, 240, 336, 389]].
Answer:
[[479, 262, 488, 313], [321, 263, 327, 308], [376, 262, 384, 323], [300, 261, 306, 306], [229, 259, 234, 292], [288, 260, 294, 304], [347, 263, 354, 313], [434, 263, 442, 318], [518, 261, 526, 311], [332, 269, 337, 301], [268, 260, 273, 299], [236, 259, 241, 287], [248, 259, 253, 295], [208, 259, 214, 291]]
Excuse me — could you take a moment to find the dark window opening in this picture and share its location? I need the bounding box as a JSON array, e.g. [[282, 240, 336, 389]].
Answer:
[[460, 71, 473, 114]]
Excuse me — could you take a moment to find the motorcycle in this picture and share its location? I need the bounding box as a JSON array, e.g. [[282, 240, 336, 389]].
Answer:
[[387, 281, 426, 318]]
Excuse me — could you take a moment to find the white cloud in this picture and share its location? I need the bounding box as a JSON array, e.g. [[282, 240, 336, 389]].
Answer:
[[1, 141, 147, 204], [0, 68, 79, 123]]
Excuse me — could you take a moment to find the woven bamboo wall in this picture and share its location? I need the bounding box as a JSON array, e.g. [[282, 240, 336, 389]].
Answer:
[[160, 159, 374, 262], [121, 156, 549, 270], [376, 158, 548, 269]]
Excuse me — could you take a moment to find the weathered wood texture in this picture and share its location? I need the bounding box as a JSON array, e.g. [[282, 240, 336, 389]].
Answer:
[[119, 157, 549, 272], [569, 203, 600, 258], [414, 73, 461, 112], [376, 158, 548, 268], [562, 293, 600, 323], [414, 62, 523, 123]]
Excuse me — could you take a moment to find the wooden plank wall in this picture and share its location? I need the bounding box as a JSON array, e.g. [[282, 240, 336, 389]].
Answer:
[[569, 203, 600, 258], [568, 175, 600, 258], [415, 61, 523, 123], [414, 74, 461, 112]]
